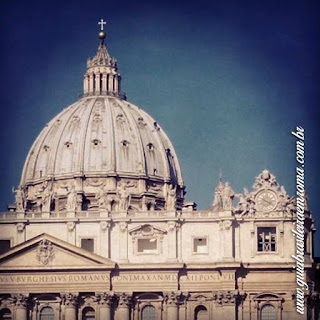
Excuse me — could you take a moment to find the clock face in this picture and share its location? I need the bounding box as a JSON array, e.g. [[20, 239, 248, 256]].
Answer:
[[255, 190, 277, 212]]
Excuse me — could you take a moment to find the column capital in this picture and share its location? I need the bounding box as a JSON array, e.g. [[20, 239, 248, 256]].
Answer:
[[213, 290, 241, 305], [116, 292, 131, 308], [177, 292, 190, 305], [61, 292, 78, 307], [119, 221, 128, 232], [95, 292, 113, 306], [16, 222, 26, 233], [100, 221, 111, 231], [164, 291, 180, 306], [12, 293, 28, 308], [167, 221, 179, 231]]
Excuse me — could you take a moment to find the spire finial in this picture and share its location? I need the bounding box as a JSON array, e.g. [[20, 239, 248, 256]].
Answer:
[[98, 19, 107, 43], [219, 169, 223, 182]]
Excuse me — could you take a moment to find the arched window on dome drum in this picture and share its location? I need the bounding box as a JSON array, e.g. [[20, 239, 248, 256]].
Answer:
[[40, 306, 55, 320], [82, 307, 95, 320], [194, 305, 209, 320], [0, 308, 11, 320], [141, 305, 156, 320], [261, 304, 277, 320]]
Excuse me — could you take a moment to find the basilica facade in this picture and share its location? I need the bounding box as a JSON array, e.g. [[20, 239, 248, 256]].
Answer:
[[0, 24, 319, 320]]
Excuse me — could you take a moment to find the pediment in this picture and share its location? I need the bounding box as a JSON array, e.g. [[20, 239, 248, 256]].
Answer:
[[128, 224, 167, 236], [0, 233, 115, 270]]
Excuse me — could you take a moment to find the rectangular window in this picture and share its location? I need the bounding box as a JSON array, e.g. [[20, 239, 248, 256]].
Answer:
[[193, 238, 208, 254], [257, 227, 276, 252], [137, 238, 157, 254], [81, 238, 94, 253], [0, 240, 11, 254]]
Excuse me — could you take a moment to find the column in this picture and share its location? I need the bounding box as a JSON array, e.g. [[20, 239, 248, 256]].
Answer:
[[116, 293, 131, 320], [114, 75, 118, 93], [16, 223, 26, 244], [167, 221, 178, 262], [102, 73, 107, 93], [67, 222, 76, 245], [96, 293, 113, 320], [118, 222, 128, 262], [118, 75, 122, 93], [14, 294, 28, 320], [219, 220, 234, 261], [100, 221, 111, 258], [83, 75, 88, 94], [178, 293, 188, 320], [108, 74, 114, 92], [62, 293, 77, 320], [89, 73, 94, 93], [279, 221, 284, 258], [165, 292, 179, 320], [235, 221, 240, 260], [213, 291, 237, 320], [95, 73, 100, 93]]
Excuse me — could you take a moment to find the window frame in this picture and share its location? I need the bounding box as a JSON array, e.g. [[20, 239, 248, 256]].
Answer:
[[0, 238, 12, 255], [255, 224, 278, 255], [192, 236, 209, 255], [79, 236, 96, 253], [136, 237, 159, 255], [260, 303, 277, 320], [39, 306, 55, 320], [141, 304, 157, 320]]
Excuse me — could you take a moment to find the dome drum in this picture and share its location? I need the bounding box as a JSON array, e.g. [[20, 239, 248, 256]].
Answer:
[[19, 175, 184, 215]]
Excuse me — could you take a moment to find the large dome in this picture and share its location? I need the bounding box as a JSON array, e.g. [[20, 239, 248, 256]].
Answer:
[[16, 30, 185, 214], [21, 96, 183, 186]]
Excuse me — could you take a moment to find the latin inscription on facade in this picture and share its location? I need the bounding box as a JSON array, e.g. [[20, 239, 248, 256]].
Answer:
[[180, 273, 234, 282], [0, 273, 110, 284], [113, 274, 177, 282]]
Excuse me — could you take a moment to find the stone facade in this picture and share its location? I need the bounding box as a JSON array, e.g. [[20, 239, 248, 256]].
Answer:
[[0, 24, 319, 320]]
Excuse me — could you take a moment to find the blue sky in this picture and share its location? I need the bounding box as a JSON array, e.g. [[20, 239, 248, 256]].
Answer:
[[1, 0, 319, 254]]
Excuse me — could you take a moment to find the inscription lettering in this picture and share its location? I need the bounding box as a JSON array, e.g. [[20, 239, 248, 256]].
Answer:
[[0, 273, 109, 284], [180, 273, 234, 282], [113, 274, 177, 282]]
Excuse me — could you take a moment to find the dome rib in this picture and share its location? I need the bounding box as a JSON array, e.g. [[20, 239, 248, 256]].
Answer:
[[80, 99, 96, 174], [137, 108, 172, 182], [51, 103, 83, 178], [106, 98, 116, 172], [119, 100, 147, 176]]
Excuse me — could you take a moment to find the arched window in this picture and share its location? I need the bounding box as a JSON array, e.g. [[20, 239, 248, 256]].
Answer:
[[261, 304, 277, 320], [194, 305, 209, 320], [40, 306, 54, 320], [0, 308, 11, 320], [82, 307, 95, 320], [141, 305, 157, 320]]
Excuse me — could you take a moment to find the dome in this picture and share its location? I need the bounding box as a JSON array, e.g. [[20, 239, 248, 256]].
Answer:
[[21, 96, 183, 185], [16, 29, 185, 214]]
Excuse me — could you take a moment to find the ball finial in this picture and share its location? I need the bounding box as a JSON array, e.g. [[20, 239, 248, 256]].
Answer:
[[99, 31, 106, 40]]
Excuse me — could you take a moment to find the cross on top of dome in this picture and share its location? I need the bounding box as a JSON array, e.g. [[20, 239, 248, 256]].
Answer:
[[98, 19, 106, 31]]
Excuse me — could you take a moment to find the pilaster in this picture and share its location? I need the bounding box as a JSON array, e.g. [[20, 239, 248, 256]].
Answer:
[[115, 293, 131, 320], [165, 292, 179, 320], [13, 294, 28, 320], [62, 293, 78, 320], [96, 292, 113, 320], [167, 221, 178, 262], [118, 222, 129, 263], [100, 221, 111, 258]]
